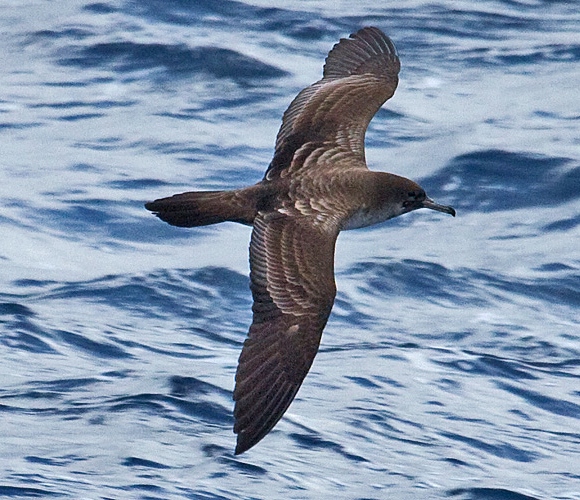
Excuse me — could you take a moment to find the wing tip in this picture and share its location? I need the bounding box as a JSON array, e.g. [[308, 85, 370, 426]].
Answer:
[[234, 433, 256, 455], [323, 26, 400, 80]]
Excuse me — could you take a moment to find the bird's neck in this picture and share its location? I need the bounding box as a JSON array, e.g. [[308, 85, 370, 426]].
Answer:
[[338, 171, 408, 230]]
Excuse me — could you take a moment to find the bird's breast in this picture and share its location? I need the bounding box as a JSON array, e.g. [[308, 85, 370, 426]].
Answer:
[[341, 206, 395, 230]]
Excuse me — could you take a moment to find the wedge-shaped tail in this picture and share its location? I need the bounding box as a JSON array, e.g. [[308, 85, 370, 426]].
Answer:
[[145, 188, 259, 228]]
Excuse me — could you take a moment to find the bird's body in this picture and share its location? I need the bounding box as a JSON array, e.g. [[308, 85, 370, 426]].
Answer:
[[146, 27, 455, 454]]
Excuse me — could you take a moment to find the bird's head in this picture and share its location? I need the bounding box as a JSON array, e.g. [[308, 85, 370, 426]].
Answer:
[[374, 173, 456, 220], [401, 185, 456, 217]]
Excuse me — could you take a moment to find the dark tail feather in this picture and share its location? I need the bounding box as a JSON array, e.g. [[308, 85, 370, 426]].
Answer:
[[145, 189, 257, 228]]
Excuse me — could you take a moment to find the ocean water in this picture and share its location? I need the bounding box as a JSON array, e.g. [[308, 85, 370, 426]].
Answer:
[[1, 1, 579, 498]]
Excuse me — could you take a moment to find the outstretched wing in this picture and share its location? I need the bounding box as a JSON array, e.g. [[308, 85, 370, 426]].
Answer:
[[265, 26, 400, 180], [233, 213, 339, 454]]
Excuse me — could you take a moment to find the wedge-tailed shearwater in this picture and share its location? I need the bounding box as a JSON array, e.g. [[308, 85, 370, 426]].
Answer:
[[146, 27, 455, 454]]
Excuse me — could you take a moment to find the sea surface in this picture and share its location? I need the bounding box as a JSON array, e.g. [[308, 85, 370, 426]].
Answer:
[[1, 1, 579, 499]]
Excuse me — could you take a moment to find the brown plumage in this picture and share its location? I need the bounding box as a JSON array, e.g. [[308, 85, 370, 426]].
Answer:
[[145, 27, 455, 454]]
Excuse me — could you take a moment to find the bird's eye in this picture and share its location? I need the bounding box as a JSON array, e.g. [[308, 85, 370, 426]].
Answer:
[[407, 190, 425, 201], [403, 190, 426, 209]]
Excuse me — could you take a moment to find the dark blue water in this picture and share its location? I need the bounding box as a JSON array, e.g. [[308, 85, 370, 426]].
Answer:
[[1, 1, 579, 498]]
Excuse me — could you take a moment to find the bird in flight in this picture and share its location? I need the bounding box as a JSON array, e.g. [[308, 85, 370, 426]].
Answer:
[[146, 27, 455, 454]]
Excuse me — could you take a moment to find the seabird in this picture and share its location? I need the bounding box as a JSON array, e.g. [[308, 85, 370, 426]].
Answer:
[[146, 27, 455, 454]]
